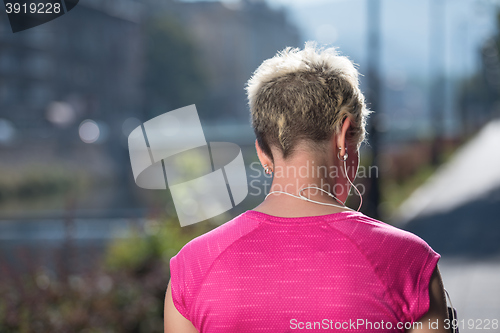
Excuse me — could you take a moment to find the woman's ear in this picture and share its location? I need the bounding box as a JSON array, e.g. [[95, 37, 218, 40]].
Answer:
[[336, 117, 352, 157], [255, 139, 272, 168]]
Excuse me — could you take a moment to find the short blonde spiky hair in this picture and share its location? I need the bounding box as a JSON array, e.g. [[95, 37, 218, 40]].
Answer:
[[246, 41, 371, 161]]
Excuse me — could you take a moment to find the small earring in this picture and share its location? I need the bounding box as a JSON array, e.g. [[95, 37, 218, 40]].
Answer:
[[263, 164, 273, 174], [337, 147, 348, 161]]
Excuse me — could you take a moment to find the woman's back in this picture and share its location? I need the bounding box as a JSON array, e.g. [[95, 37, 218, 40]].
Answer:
[[164, 43, 449, 333], [169, 210, 440, 332]]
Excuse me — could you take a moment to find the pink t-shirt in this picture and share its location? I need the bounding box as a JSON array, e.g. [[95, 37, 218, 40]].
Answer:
[[170, 210, 440, 332]]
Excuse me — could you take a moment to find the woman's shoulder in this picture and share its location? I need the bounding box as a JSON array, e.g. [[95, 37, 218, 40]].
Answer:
[[172, 211, 262, 265], [335, 211, 436, 253], [340, 212, 441, 323], [329, 212, 441, 283], [338, 212, 440, 276]]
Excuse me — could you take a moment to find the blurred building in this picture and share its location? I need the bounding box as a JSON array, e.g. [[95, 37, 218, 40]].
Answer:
[[0, 0, 301, 216], [167, 0, 302, 121], [0, 0, 301, 142], [0, 0, 143, 143]]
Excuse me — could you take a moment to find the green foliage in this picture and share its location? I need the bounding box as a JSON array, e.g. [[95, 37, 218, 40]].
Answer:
[[380, 163, 436, 217], [0, 165, 87, 202], [379, 140, 461, 218], [0, 268, 165, 332], [0, 215, 215, 332], [105, 216, 213, 273]]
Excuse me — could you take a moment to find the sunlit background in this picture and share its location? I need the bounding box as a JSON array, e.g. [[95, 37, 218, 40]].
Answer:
[[1, 0, 500, 331]]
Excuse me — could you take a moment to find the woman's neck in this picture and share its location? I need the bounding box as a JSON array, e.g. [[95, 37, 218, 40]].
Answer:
[[254, 154, 353, 218]]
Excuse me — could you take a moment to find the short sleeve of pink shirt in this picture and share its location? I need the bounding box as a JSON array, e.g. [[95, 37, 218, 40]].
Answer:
[[169, 210, 440, 332]]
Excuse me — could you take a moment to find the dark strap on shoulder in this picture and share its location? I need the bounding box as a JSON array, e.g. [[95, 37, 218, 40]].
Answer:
[[445, 289, 459, 333]]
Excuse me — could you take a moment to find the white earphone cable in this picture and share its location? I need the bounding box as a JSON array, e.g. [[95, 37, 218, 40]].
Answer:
[[265, 149, 363, 212]]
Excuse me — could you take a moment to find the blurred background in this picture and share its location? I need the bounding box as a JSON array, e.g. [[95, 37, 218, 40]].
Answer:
[[1, 0, 499, 331]]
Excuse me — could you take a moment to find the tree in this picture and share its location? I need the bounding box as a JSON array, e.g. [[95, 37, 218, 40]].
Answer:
[[459, 8, 500, 137], [143, 15, 209, 119]]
